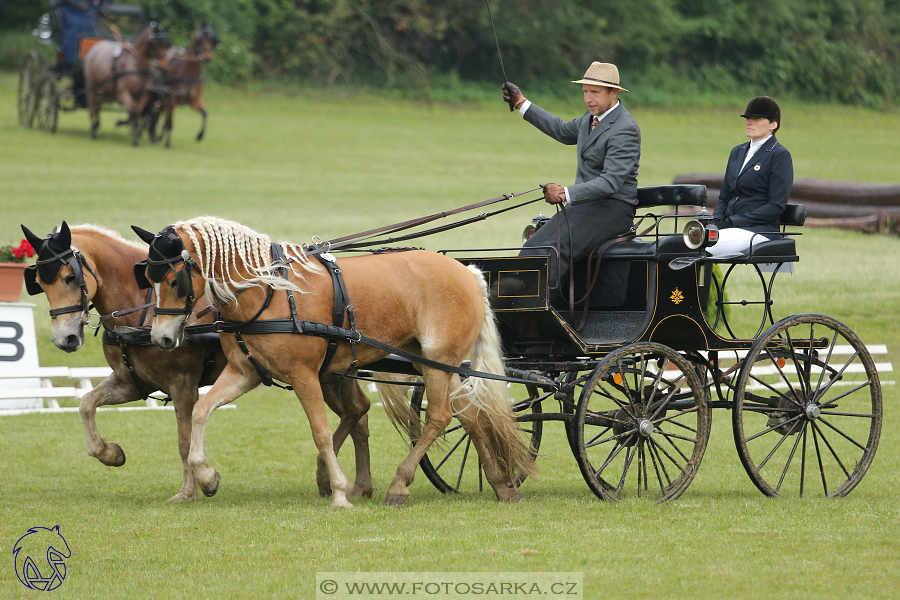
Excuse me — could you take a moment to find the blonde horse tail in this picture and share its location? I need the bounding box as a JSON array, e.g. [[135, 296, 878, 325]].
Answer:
[[457, 265, 538, 484], [374, 373, 420, 446]]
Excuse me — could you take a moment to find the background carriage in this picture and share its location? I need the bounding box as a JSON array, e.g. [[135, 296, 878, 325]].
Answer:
[[17, 0, 146, 134], [388, 184, 882, 502]]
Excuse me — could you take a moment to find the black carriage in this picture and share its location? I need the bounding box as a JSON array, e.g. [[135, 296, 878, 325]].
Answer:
[[390, 184, 882, 502], [17, 0, 144, 133]]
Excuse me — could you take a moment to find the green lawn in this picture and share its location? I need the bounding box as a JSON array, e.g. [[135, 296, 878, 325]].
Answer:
[[1, 72, 899, 599]]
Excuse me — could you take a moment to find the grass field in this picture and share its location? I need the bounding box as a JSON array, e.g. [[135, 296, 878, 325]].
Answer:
[[1, 71, 899, 599]]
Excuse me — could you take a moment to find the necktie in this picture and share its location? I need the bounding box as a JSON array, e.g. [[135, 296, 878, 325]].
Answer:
[[591, 116, 600, 131]]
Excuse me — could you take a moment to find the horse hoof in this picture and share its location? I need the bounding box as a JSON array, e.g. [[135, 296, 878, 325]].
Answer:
[[331, 496, 354, 508], [97, 443, 126, 467], [498, 489, 524, 503], [166, 491, 198, 503], [349, 484, 374, 499], [200, 471, 220, 497], [384, 493, 410, 507]]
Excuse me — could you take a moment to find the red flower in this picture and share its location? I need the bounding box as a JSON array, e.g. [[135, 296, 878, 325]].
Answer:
[[16, 240, 35, 258]]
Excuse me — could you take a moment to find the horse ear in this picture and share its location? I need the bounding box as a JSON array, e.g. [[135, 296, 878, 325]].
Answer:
[[58, 221, 72, 248], [21, 224, 44, 250], [131, 225, 156, 245]]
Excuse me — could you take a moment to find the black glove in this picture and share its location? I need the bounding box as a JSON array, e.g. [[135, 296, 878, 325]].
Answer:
[[542, 183, 566, 205], [501, 82, 524, 112], [711, 219, 732, 229]]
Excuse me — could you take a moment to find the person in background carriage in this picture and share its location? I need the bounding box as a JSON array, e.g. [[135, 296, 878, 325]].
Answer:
[[52, 0, 111, 107], [501, 62, 641, 300], [708, 96, 793, 257]]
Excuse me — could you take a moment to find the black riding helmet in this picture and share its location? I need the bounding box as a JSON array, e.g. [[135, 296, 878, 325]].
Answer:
[[741, 96, 781, 132]]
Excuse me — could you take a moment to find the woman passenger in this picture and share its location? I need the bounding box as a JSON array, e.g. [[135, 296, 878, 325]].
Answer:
[[709, 96, 793, 257]]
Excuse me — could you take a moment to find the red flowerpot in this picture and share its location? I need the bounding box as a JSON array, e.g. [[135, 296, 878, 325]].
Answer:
[[0, 262, 28, 302]]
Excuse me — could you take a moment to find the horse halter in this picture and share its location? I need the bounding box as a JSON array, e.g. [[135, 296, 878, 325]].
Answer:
[[24, 241, 97, 322], [134, 228, 198, 318]]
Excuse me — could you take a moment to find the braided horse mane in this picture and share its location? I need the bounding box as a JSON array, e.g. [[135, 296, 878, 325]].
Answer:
[[173, 216, 323, 303]]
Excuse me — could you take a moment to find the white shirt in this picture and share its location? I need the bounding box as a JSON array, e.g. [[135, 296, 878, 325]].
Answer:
[[518, 100, 621, 204], [740, 135, 772, 173]]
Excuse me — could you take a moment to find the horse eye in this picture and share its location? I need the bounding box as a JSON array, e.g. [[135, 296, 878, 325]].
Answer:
[[169, 280, 178, 288], [63, 274, 76, 285]]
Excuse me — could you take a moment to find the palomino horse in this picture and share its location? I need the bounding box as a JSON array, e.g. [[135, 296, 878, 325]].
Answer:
[[82, 22, 169, 145], [21, 222, 374, 501], [137, 217, 536, 507], [148, 23, 217, 147]]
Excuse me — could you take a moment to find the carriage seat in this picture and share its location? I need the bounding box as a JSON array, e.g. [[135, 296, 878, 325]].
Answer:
[[559, 193, 805, 309]]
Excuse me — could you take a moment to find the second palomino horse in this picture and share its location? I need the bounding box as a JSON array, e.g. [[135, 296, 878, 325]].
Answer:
[[136, 216, 536, 507]]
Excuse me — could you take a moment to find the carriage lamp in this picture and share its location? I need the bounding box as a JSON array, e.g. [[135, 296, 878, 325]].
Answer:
[[522, 212, 550, 245], [34, 14, 52, 44], [682, 220, 719, 250]]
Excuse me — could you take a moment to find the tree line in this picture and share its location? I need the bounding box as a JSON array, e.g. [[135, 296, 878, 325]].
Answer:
[[4, 0, 899, 107]]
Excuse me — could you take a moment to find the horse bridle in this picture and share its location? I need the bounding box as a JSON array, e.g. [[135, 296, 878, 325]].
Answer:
[[134, 228, 199, 320], [25, 243, 98, 322]]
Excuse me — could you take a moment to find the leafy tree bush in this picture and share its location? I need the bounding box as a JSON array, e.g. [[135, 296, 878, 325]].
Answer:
[[2, 0, 898, 107]]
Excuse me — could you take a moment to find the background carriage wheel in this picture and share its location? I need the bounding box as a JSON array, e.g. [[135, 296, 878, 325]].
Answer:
[[574, 342, 711, 502], [732, 313, 882, 498], [34, 76, 59, 133], [410, 383, 544, 494], [18, 51, 40, 127]]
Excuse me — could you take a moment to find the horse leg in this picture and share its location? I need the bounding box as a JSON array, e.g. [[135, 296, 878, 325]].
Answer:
[[167, 384, 200, 502], [192, 95, 207, 141], [452, 395, 523, 503], [291, 373, 353, 508], [384, 369, 456, 506], [78, 375, 142, 466], [87, 89, 100, 140], [319, 376, 373, 498], [131, 95, 149, 147], [164, 103, 174, 149], [188, 364, 258, 497]]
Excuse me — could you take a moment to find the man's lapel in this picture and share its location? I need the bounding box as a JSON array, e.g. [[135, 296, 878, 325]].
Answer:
[[579, 103, 621, 156]]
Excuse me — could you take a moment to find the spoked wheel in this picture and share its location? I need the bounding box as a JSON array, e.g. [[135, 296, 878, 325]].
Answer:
[[34, 76, 59, 133], [574, 343, 711, 502], [732, 314, 882, 498], [410, 383, 544, 494], [18, 52, 40, 127]]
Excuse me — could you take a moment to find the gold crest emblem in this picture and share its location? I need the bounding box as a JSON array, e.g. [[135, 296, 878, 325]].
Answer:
[[670, 288, 684, 304]]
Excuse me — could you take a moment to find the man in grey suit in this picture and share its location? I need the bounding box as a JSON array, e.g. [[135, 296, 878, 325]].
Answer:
[[502, 62, 640, 301]]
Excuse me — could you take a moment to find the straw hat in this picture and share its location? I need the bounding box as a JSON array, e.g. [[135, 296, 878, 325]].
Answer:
[[572, 62, 628, 92]]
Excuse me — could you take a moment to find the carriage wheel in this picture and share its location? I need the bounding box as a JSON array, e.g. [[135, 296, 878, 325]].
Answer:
[[34, 76, 59, 133], [411, 383, 544, 494], [573, 343, 711, 502], [732, 314, 882, 498], [18, 52, 40, 127]]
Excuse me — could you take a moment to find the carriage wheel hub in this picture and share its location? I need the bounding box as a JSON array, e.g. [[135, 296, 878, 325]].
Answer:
[[804, 404, 821, 420], [639, 420, 655, 437]]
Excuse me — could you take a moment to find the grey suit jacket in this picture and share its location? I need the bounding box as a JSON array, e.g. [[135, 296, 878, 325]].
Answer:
[[523, 102, 641, 206]]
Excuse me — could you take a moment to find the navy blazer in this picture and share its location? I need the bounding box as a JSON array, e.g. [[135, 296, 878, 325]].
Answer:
[[714, 136, 793, 233]]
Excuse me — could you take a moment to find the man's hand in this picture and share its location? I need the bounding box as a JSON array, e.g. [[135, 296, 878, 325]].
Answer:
[[501, 82, 525, 112], [542, 183, 566, 205]]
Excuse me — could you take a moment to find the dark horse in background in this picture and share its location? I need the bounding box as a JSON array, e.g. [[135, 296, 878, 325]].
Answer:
[[147, 24, 218, 147], [82, 22, 169, 146]]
